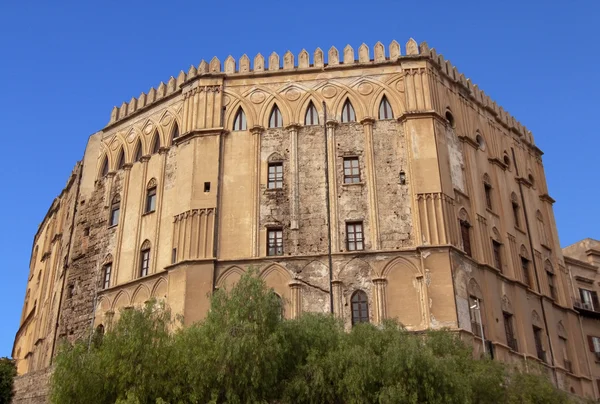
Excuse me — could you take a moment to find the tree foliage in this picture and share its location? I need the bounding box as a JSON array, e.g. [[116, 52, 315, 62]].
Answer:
[[0, 357, 16, 404], [52, 271, 577, 403]]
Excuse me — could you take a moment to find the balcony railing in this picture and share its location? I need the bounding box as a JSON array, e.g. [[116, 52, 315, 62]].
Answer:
[[507, 337, 518, 352]]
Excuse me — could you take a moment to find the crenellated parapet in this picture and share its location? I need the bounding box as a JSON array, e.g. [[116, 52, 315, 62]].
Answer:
[[107, 38, 533, 143]]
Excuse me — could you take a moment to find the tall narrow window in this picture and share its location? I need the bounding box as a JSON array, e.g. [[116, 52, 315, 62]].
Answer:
[[134, 140, 143, 162], [460, 220, 472, 257], [269, 105, 282, 128], [545, 261, 557, 300], [378, 96, 393, 119], [533, 326, 545, 362], [233, 108, 247, 131], [503, 311, 517, 351], [116, 148, 125, 170], [101, 263, 112, 289], [100, 156, 109, 177], [351, 290, 369, 325], [580, 288, 599, 311], [304, 102, 319, 125], [483, 174, 493, 210], [559, 336, 571, 372], [267, 162, 283, 189], [145, 182, 157, 213], [521, 256, 532, 289], [537, 210, 548, 246], [492, 239, 502, 271], [109, 194, 120, 226], [469, 295, 484, 338], [171, 123, 179, 143], [346, 222, 364, 251], [343, 157, 360, 184], [267, 228, 283, 256], [511, 193, 521, 228], [587, 335, 600, 361], [151, 132, 160, 154], [140, 247, 150, 277], [341, 99, 356, 123]]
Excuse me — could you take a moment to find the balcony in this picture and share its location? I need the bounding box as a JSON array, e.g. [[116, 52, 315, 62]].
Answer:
[[507, 337, 518, 352], [573, 299, 600, 318]]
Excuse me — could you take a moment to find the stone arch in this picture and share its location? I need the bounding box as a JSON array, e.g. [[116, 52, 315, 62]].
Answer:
[[151, 277, 168, 300], [331, 90, 366, 122], [141, 239, 151, 250], [491, 227, 501, 241], [132, 284, 151, 307], [98, 152, 110, 178], [520, 245, 529, 259], [368, 86, 404, 120], [544, 259, 554, 272], [458, 207, 470, 222], [259, 93, 293, 128], [531, 310, 543, 328], [467, 278, 483, 299], [146, 178, 157, 189], [381, 256, 423, 328], [296, 92, 325, 124], [216, 265, 245, 289], [511, 192, 519, 204], [133, 138, 143, 161], [267, 152, 284, 162], [95, 296, 111, 327], [501, 295, 512, 313], [557, 320, 567, 339], [260, 264, 291, 312], [224, 90, 257, 130], [112, 290, 131, 312], [157, 108, 180, 146]]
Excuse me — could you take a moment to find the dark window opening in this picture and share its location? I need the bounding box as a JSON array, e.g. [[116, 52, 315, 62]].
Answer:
[[304, 102, 319, 125], [269, 105, 283, 128], [171, 248, 177, 264], [140, 249, 150, 277], [533, 326, 546, 362], [233, 108, 247, 131], [503, 312, 517, 351], [460, 220, 472, 257], [445, 111, 455, 128], [204, 182, 211, 193], [521, 257, 532, 289], [145, 187, 157, 213], [378, 96, 393, 119], [492, 240, 502, 271], [351, 290, 369, 325], [341, 99, 356, 123], [109, 195, 120, 227], [484, 182, 493, 210], [512, 202, 521, 228]]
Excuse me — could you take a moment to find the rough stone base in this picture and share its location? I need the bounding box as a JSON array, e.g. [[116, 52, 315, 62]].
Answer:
[[12, 368, 52, 404]]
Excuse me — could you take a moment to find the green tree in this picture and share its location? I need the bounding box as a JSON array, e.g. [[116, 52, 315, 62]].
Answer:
[[0, 357, 16, 404], [51, 270, 579, 404]]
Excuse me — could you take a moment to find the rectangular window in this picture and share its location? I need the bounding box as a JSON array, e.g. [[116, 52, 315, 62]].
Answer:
[[468, 295, 484, 338], [343, 157, 361, 184], [267, 229, 283, 256], [521, 257, 532, 289], [588, 335, 600, 354], [460, 221, 472, 257], [145, 187, 157, 213], [346, 222, 364, 251], [102, 264, 112, 290], [171, 248, 177, 264], [484, 183, 493, 210], [268, 163, 283, 189], [204, 182, 211, 192], [580, 288, 599, 311], [547, 271, 557, 300], [109, 203, 120, 227], [533, 326, 545, 362], [140, 249, 150, 277], [492, 240, 502, 271], [503, 311, 517, 351]]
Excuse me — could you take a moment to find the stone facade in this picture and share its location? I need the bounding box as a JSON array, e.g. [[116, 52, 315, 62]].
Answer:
[[11, 38, 599, 401]]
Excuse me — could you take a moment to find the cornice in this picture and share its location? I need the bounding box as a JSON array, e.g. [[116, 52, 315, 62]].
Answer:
[[175, 128, 227, 144], [397, 110, 446, 125]]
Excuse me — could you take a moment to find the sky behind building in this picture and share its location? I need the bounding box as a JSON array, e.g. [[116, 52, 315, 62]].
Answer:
[[0, 0, 598, 357]]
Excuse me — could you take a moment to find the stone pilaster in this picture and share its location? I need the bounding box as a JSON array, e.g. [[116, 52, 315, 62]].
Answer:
[[372, 277, 387, 324], [289, 280, 303, 319], [332, 279, 344, 318], [250, 126, 264, 257], [326, 120, 340, 252], [361, 117, 381, 250]]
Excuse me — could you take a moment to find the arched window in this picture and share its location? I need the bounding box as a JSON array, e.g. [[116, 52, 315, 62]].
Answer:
[[378, 96, 393, 119], [468, 279, 485, 339], [511, 193, 521, 228], [109, 194, 120, 227], [520, 246, 532, 289], [351, 290, 369, 325], [116, 148, 125, 170], [145, 179, 157, 213], [445, 110, 455, 128], [491, 227, 503, 272], [483, 174, 493, 210], [341, 99, 356, 123], [233, 108, 247, 131], [269, 104, 283, 128], [171, 122, 179, 143], [101, 263, 112, 289], [100, 155, 109, 177], [304, 102, 319, 126], [139, 240, 151, 277], [134, 140, 143, 162], [273, 292, 284, 320], [151, 132, 160, 154], [459, 210, 472, 257], [502, 296, 517, 351], [545, 260, 557, 300]]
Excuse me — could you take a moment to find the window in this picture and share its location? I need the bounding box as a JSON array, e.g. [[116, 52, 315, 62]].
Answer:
[[469, 295, 484, 338], [268, 163, 283, 189], [343, 157, 360, 184], [346, 222, 364, 251], [445, 110, 455, 127], [580, 288, 599, 311], [267, 228, 283, 256], [304, 102, 319, 125], [460, 220, 472, 257], [587, 336, 600, 359], [145, 186, 157, 213], [116, 148, 125, 170], [521, 257, 532, 289], [134, 140, 143, 162], [151, 133, 160, 154], [492, 240, 502, 271], [101, 263, 111, 289], [101, 156, 109, 177], [341, 99, 356, 123], [483, 174, 492, 210], [351, 290, 369, 325], [545, 262, 557, 300], [67, 284, 74, 299], [109, 194, 120, 227], [233, 108, 247, 131], [503, 311, 517, 351], [140, 248, 150, 277], [204, 182, 211, 192], [533, 326, 545, 362], [511, 194, 521, 228], [171, 123, 179, 143], [378, 96, 393, 119], [171, 248, 177, 264], [269, 105, 282, 128]]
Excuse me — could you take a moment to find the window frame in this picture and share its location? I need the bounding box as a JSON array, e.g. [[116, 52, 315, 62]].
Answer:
[[351, 290, 369, 325], [109, 195, 120, 227], [269, 105, 283, 128], [521, 256, 532, 289], [341, 99, 356, 123], [484, 181, 493, 210], [460, 220, 472, 257], [267, 162, 284, 189], [101, 263, 112, 290], [267, 228, 283, 256], [145, 186, 157, 213], [304, 102, 319, 126], [343, 156, 361, 184], [346, 221, 364, 251], [533, 325, 546, 362], [378, 96, 393, 120], [140, 248, 150, 277], [503, 311, 517, 351], [492, 239, 502, 271], [233, 108, 247, 131]]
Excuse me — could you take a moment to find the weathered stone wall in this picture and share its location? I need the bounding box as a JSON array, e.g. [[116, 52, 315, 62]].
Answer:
[[12, 368, 52, 404]]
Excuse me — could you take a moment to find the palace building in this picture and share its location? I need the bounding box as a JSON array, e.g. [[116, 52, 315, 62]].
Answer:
[[12, 38, 600, 401]]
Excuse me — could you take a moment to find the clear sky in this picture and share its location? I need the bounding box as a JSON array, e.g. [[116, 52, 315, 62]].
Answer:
[[0, 0, 598, 357]]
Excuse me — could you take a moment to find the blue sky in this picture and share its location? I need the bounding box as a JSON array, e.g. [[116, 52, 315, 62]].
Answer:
[[0, 0, 598, 357]]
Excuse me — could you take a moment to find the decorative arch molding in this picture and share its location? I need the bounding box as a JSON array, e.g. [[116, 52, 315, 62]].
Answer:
[[310, 80, 367, 122], [259, 93, 294, 128], [491, 227, 501, 241], [131, 284, 151, 306], [140, 239, 152, 250], [260, 263, 292, 281], [216, 265, 245, 289], [458, 207, 471, 222], [151, 277, 168, 299], [531, 310, 543, 328], [225, 90, 258, 130], [381, 255, 421, 277], [557, 320, 567, 338], [467, 278, 483, 299], [102, 254, 113, 265], [501, 295, 512, 313], [519, 244, 529, 259], [366, 83, 405, 119], [295, 91, 326, 124], [267, 152, 285, 162], [338, 257, 374, 279], [112, 290, 131, 311]]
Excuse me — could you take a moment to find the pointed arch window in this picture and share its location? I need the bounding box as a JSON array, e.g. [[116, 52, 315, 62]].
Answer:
[[171, 123, 179, 143], [460, 219, 472, 257], [304, 102, 319, 126], [145, 179, 157, 213], [101, 263, 112, 289], [116, 148, 125, 170], [151, 132, 160, 154], [134, 140, 143, 162], [378, 96, 393, 119], [233, 108, 247, 131], [341, 99, 356, 123], [109, 194, 120, 227], [545, 261, 557, 300], [269, 104, 283, 128], [511, 193, 521, 228], [139, 240, 151, 277], [483, 174, 493, 210], [100, 156, 109, 177], [351, 290, 369, 325]]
